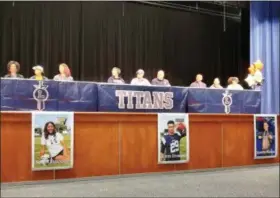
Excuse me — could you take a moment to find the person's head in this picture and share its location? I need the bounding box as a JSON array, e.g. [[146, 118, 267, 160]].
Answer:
[[196, 74, 203, 82], [136, 69, 145, 79], [248, 64, 255, 75], [227, 77, 233, 85], [213, 78, 220, 86], [254, 60, 264, 71], [32, 65, 44, 76], [43, 121, 56, 139], [157, 70, 165, 80], [59, 63, 71, 77], [7, 61, 20, 74], [231, 77, 239, 85], [112, 67, 121, 78], [167, 120, 175, 135], [263, 121, 269, 131]]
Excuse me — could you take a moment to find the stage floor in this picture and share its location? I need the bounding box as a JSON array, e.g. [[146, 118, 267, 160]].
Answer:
[[1, 165, 279, 197]]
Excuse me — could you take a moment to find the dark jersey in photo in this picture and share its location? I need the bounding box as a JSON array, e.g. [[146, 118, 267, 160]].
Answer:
[[161, 131, 186, 161]]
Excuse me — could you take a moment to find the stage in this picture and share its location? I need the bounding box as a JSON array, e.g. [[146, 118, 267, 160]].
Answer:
[[1, 112, 279, 183]]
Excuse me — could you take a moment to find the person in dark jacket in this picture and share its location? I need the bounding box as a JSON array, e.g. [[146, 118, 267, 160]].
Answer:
[[151, 70, 170, 86], [190, 74, 207, 88], [3, 61, 24, 79]]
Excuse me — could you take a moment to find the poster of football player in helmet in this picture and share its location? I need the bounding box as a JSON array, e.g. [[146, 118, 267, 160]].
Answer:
[[32, 111, 74, 170], [158, 113, 189, 164], [254, 114, 278, 159]]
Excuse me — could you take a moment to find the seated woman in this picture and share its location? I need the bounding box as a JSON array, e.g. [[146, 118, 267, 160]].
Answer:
[[53, 63, 74, 81], [209, 78, 223, 89], [227, 77, 244, 90], [40, 121, 70, 163], [107, 67, 125, 84], [3, 61, 24, 79], [30, 65, 48, 81]]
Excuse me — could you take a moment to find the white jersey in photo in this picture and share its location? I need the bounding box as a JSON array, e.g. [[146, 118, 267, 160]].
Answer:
[[41, 133, 64, 157]]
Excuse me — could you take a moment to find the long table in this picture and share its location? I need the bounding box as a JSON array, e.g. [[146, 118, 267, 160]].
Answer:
[[0, 78, 261, 113], [1, 112, 279, 183]]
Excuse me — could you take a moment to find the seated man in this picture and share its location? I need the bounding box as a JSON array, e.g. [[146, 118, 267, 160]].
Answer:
[[151, 70, 170, 86], [190, 74, 207, 88], [130, 69, 150, 86], [107, 67, 125, 84]]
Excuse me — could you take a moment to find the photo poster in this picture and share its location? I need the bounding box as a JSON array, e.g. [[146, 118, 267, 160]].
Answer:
[[158, 113, 189, 164], [254, 114, 278, 159], [32, 111, 74, 171]]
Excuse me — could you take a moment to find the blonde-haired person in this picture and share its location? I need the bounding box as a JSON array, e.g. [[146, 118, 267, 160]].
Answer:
[[53, 63, 73, 81], [210, 78, 223, 89], [227, 77, 243, 90], [107, 67, 125, 84]]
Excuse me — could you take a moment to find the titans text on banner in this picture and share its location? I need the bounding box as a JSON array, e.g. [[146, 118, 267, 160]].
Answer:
[[1, 78, 261, 113]]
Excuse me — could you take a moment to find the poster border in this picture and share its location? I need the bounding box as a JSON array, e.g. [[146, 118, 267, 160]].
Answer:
[[253, 114, 278, 160], [31, 111, 74, 171], [157, 113, 190, 164]]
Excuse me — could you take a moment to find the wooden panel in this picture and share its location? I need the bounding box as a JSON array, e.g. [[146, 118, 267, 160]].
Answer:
[[222, 117, 279, 167], [1, 112, 279, 183], [120, 120, 175, 174], [222, 122, 254, 167], [1, 113, 53, 182], [55, 117, 120, 179], [176, 122, 222, 171]]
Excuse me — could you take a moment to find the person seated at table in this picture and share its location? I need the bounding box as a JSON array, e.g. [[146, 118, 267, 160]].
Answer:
[[210, 78, 223, 89], [107, 67, 125, 84], [53, 63, 73, 81], [3, 61, 24, 79], [253, 60, 264, 90], [30, 65, 48, 81], [130, 69, 151, 86], [227, 77, 243, 90], [151, 70, 170, 86], [190, 74, 207, 88]]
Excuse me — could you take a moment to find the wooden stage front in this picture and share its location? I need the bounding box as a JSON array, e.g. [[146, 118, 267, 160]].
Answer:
[[1, 112, 279, 183]]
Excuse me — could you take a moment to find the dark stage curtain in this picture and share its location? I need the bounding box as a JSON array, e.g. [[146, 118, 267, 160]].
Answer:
[[0, 1, 242, 86], [0, 2, 82, 79]]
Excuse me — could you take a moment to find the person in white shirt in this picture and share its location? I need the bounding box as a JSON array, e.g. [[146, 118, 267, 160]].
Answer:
[[130, 69, 151, 86], [210, 78, 223, 89], [40, 121, 69, 162], [227, 77, 244, 90]]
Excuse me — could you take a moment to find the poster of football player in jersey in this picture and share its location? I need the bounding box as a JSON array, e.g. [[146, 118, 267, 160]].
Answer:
[[254, 114, 278, 159], [32, 112, 74, 170], [158, 113, 189, 164]]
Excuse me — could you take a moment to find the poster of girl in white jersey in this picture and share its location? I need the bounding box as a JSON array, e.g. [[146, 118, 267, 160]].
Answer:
[[158, 113, 189, 164], [32, 112, 74, 170]]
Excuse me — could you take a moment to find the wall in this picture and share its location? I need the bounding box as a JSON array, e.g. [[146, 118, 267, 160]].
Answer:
[[1, 112, 279, 183]]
